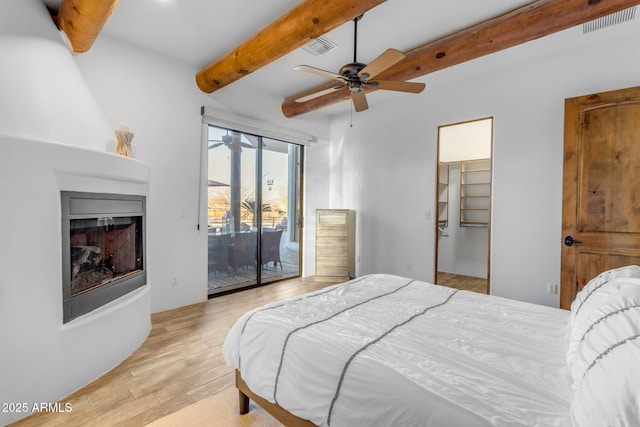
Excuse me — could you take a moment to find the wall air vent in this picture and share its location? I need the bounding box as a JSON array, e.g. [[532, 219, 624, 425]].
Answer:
[[583, 6, 636, 33], [302, 36, 338, 56]]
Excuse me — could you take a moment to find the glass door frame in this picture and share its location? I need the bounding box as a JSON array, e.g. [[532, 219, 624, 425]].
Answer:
[[205, 125, 304, 296]]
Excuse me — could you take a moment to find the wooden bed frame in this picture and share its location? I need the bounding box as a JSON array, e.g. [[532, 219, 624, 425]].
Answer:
[[235, 369, 317, 426]]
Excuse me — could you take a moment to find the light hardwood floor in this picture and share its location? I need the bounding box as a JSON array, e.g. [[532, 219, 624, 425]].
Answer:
[[9, 273, 484, 427], [437, 271, 488, 294], [9, 277, 336, 427]]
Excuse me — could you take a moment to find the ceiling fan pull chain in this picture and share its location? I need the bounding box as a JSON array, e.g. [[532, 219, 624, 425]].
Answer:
[[350, 103, 353, 127]]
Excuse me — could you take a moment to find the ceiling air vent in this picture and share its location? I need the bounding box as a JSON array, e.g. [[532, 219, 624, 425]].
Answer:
[[302, 36, 338, 56], [583, 6, 636, 33]]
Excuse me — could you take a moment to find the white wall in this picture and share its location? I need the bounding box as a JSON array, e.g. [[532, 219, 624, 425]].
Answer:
[[74, 37, 213, 312], [0, 2, 113, 150], [1, 3, 153, 424], [301, 140, 332, 277], [328, 19, 640, 307], [75, 36, 331, 312]]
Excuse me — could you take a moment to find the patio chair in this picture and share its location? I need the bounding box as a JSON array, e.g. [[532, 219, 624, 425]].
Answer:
[[261, 229, 283, 269], [208, 234, 230, 276], [228, 232, 257, 272]]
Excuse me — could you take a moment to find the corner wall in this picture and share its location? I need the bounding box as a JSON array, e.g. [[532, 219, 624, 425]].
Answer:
[[0, 138, 151, 426]]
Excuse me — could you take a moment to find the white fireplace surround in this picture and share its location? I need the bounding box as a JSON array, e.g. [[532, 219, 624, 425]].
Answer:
[[0, 3, 152, 424], [0, 136, 151, 424]]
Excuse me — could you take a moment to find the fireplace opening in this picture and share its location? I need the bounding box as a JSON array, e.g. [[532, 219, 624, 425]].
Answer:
[[69, 215, 143, 296], [62, 192, 146, 323]]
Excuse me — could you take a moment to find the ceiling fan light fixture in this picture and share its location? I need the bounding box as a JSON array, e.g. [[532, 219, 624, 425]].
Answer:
[[293, 16, 424, 112]]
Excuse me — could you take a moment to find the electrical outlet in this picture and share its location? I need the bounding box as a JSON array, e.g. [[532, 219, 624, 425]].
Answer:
[[406, 263, 412, 271], [547, 283, 558, 295], [172, 276, 179, 286]]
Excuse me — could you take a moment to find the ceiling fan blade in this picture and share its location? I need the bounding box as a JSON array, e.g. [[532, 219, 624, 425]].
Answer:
[[295, 85, 345, 103], [208, 142, 223, 149], [358, 48, 405, 81], [351, 91, 369, 112], [294, 65, 347, 82], [372, 80, 426, 94], [241, 142, 256, 149]]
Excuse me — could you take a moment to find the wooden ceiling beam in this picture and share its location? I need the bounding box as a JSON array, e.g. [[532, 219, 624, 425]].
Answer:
[[195, 0, 387, 94], [282, 0, 640, 118], [53, 0, 119, 53]]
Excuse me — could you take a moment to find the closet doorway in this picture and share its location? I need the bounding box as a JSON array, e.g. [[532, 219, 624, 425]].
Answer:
[[435, 117, 493, 294], [206, 125, 303, 296]]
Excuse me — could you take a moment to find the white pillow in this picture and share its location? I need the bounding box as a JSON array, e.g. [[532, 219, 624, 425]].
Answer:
[[567, 266, 640, 376], [567, 285, 640, 385], [571, 333, 640, 427], [570, 265, 640, 327], [569, 274, 640, 426]]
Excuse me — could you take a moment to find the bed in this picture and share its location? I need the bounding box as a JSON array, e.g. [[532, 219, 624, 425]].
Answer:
[[223, 268, 640, 426]]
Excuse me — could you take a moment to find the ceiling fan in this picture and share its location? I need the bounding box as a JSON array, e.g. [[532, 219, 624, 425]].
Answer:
[[209, 133, 250, 150], [294, 15, 426, 112], [208, 131, 264, 150]]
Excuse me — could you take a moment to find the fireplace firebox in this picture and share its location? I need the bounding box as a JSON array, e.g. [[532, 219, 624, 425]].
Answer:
[[61, 191, 146, 323]]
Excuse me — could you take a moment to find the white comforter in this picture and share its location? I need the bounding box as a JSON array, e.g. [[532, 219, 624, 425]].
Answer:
[[223, 274, 573, 427]]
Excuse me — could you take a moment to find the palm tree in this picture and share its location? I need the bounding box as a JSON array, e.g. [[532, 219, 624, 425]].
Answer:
[[241, 198, 272, 227]]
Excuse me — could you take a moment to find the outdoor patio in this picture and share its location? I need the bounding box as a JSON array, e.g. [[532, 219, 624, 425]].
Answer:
[[207, 238, 299, 295]]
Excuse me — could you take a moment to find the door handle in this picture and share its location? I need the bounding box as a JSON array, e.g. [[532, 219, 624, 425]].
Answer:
[[564, 235, 582, 247]]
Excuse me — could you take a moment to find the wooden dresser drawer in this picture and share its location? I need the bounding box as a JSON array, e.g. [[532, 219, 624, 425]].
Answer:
[[315, 209, 355, 282]]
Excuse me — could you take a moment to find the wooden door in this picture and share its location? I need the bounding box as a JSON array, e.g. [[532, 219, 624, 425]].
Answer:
[[560, 85, 640, 309]]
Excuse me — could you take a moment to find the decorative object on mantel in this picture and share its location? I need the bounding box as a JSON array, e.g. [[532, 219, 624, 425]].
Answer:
[[115, 123, 134, 158]]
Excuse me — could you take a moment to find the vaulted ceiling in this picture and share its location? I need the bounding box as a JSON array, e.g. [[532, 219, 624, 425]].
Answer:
[[44, 0, 640, 118]]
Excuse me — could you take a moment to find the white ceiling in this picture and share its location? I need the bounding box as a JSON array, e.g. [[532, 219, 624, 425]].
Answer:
[[41, 0, 637, 118]]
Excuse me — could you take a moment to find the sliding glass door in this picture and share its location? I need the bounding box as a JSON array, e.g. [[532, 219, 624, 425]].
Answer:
[[259, 138, 302, 283], [206, 126, 302, 295]]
